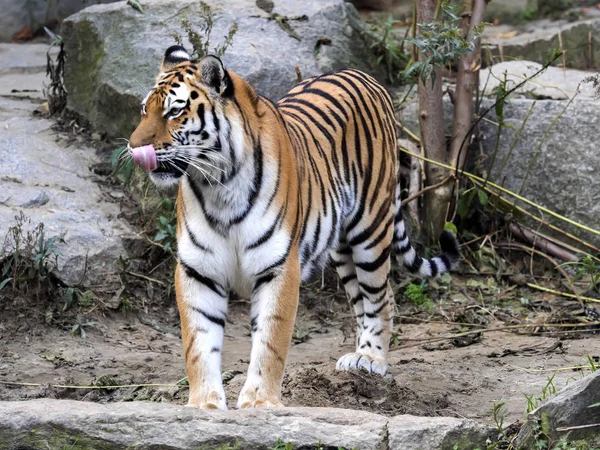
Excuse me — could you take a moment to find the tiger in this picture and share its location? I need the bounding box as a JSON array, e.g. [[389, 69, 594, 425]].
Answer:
[[128, 45, 459, 410]]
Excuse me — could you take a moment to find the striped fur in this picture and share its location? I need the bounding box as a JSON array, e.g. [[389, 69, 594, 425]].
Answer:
[[129, 46, 459, 410]]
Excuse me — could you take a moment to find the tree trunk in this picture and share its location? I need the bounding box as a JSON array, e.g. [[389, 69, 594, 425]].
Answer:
[[450, 0, 488, 172], [417, 0, 448, 241]]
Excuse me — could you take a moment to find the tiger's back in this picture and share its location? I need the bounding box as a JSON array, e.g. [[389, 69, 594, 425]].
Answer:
[[277, 69, 398, 283]]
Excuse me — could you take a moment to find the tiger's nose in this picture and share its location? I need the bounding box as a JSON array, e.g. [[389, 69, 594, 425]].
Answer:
[[129, 127, 156, 148]]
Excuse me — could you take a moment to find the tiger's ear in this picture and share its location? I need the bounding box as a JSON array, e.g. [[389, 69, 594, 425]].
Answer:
[[198, 55, 233, 97], [161, 45, 192, 72]]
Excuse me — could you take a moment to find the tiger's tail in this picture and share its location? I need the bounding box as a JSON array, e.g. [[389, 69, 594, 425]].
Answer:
[[392, 185, 460, 278]]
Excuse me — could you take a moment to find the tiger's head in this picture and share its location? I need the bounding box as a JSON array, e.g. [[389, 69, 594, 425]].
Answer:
[[129, 45, 238, 189]]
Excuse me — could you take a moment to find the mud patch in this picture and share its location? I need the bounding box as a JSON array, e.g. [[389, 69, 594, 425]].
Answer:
[[282, 364, 449, 416]]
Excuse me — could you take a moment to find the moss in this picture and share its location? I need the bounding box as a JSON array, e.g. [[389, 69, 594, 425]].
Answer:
[[4, 426, 119, 450], [540, 410, 552, 436], [62, 18, 105, 120]]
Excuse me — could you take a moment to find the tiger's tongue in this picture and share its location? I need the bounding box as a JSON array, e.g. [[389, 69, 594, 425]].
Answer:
[[131, 145, 157, 172]]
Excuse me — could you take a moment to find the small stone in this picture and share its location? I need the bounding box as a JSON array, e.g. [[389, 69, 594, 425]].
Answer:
[[20, 191, 49, 208], [91, 132, 102, 141]]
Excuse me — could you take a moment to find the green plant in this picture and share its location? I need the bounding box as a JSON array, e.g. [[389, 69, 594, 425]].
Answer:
[[1, 212, 63, 295], [364, 15, 409, 84], [271, 441, 293, 450], [110, 145, 135, 186], [404, 0, 486, 86], [43, 27, 67, 115], [61, 287, 97, 311], [153, 197, 177, 253], [404, 282, 433, 312], [491, 401, 507, 435], [173, 1, 238, 59], [563, 255, 600, 294], [525, 375, 557, 414], [70, 314, 96, 338]]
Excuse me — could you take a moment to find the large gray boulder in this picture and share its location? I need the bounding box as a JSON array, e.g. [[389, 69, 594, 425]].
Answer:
[[61, 0, 382, 140], [516, 371, 600, 447], [397, 67, 600, 246], [0, 0, 119, 43], [0, 399, 494, 450], [0, 44, 133, 287], [486, 18, 600, 70], [479, 60, 598, 100]]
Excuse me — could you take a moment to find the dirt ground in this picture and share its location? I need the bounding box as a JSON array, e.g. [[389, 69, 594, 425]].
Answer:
[[1, 275, 599, 426]]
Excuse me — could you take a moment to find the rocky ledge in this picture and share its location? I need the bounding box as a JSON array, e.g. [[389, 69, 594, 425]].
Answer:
[[0, 399, 494, 450]]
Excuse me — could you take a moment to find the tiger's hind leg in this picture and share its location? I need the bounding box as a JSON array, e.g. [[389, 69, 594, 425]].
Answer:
[[333, 226, 394, 375]]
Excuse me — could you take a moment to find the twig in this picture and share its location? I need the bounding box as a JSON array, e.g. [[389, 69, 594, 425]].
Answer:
[[402, 174, 454, 206], [525, 283, 600, 304], [125, 270, 166, 286], [454, 50, 564, 176], [508, 364, 598, 373], [390, 321, 600, 351], [494, 242, 583, 308], [399, 147, 600, 237], [400, 138, 422, 225], [0, 381, 184, 389], [508, 222, 579, 263], [516, 91, 576, 202], [556, 423, 600, 432], [395, 119, 421, 143], [476, 181, 600, 258]]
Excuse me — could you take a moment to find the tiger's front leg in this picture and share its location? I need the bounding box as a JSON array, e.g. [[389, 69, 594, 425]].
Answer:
[[237, 253, 300, 408], [175, 263, 228, 410]]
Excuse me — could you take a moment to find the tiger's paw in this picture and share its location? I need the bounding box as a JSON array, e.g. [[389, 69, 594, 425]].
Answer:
[[186, 389, 228, 411], [237, 385, 284, 409], [335, 352, 388, 375]]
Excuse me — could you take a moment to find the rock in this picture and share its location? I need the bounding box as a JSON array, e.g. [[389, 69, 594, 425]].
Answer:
[[397, 93, 600, 247], [0, 399, 493, 449], [0, 44, 133, 287], [0, 0, 119, 43], [486, 18, 600, 70], [389, 415, 494, 450], [0, 43, 52, 100], [516, 371, 600, 447], [484, 0, 530, 25], [61, 0, 383, 139], [480, 61, 599, 100]]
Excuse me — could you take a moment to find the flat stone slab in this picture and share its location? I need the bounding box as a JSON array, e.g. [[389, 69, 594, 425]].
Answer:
[[0, 43, 53, 99], [480, 61, 599, 100], [0, 43, 133, 286], [0, 399, 494, 450]]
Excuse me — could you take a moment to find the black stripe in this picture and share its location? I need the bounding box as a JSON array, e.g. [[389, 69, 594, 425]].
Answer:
[[246, 210, 282, 250], [365, 217, 393, 250], [231, 138, 263, 224], [405, 255, 424, 273], [190, 305, 226, 328], [355, 244, 391, 272], [180, 260, 226, 297], [340, 273, 357, 284], [365, 302, 387, 318], [347, 199, 391, 247], [183, 216, 212, 253], [359, 278, 388, 295]]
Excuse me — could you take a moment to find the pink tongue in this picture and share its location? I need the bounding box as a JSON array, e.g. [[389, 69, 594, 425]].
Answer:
[[131, 144, 157, 172]]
